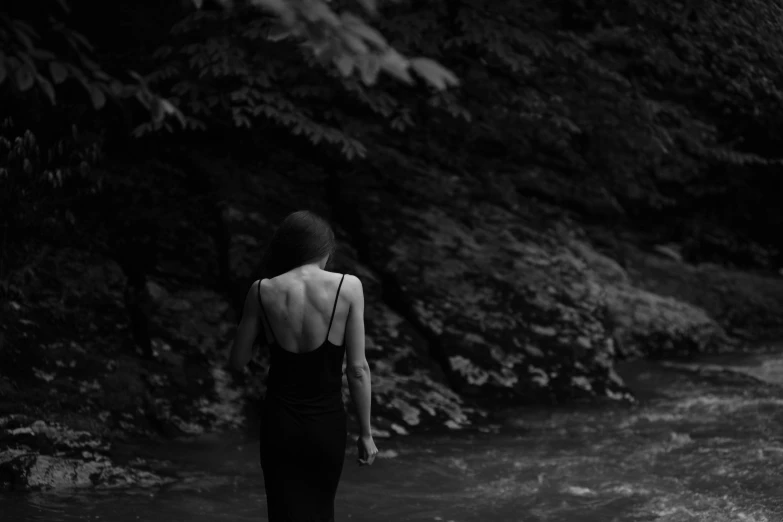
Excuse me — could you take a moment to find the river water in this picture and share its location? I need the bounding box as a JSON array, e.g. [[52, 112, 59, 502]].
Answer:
[[5, 349, 783, 522]]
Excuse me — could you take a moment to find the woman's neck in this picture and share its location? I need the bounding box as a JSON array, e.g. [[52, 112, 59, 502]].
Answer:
[[294, 262, 323, 274]]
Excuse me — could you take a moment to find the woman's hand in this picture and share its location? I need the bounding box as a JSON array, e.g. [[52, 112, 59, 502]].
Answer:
[[356, 434, 378, 466]]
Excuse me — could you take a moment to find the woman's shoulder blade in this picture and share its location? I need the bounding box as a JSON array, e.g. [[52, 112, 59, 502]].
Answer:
[[338, 274, 362, 305]]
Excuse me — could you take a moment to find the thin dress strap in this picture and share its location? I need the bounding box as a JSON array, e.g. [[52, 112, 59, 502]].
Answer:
[[325, 274, 345, 344], [257, 280, 278, 344]]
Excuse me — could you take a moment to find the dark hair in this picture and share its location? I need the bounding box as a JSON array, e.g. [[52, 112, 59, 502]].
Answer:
[[260, 210, 336, 279]]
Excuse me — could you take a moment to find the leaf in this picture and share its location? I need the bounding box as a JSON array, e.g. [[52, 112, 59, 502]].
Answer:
[[128, 70, 147, 85], [171, 107, 187, 128], [409, 57, 459, 90], [333, 54, 355, 77], [67, 66, 95, 102], [378, 49, 412, 84], [302, 2, 341, 26], [340, 31, 369, 54], [109, 80, 126, 97], [36, 74, 56, 104], [15, 63, 35, 92], [28, 48, 56, 60], [13, 25, 35, 51], [341, 14, 388, 49], [355, 0, 377, 14], [357, 54, 380, 86], [250, 0, 296, 25], [80, 56, 101, 72], [192, 0, 203, 8], [267, 24, 291, 42], [90, 85, 106, 109], [250, 0, 285, 14], [67, 30, 94, 52], [16, 52, 36, 73], [314, 43, 339, 66], [55, 0, 71, 13], [160, 98, 179, 116], [49, 62, 68, 84], [150, 97, 165, 123], [132, 122, 152, 138]]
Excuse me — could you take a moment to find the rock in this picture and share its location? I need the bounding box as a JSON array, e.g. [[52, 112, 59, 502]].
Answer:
[[568, 239, 630, 286], [334, 251, 484, 430], [351, 195, 633, 404], [0, 452, 172, 490], [332, 166, 744, 405], [145, 280, 169, 302], [0, 419, 172, 491], [603, 284, 726, 358], [571, 241, 727, 358], [625, 247, 783, 341]]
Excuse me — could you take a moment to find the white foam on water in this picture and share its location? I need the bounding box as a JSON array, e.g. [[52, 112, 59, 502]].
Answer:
[[466, 476, 541, 500], [643, 490, 772, 522], [619, 412, 685, 428], [607, 483, 651, 496], [562, 485, 595, 496], [674, 395, 783, 413], [377, 449, 399, 459]]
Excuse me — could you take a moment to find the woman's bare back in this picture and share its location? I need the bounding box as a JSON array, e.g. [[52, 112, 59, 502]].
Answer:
[[258, 269, 348, 354]]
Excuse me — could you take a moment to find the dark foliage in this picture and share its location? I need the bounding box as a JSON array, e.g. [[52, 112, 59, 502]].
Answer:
[[3, 0, 783, 350]]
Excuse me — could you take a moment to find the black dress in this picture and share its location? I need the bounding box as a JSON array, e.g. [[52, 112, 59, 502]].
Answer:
[[258, 274, 348, 522]]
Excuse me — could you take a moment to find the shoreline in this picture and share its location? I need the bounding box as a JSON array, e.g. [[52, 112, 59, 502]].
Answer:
[[4, 345, 782, 492]]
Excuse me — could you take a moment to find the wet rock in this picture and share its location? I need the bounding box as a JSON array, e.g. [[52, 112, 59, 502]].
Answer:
[[334, 251, 483, 431], [334, 168, 739, 405], [0, 419, 172, 491], [568, 239, 629, 286], [604, 285, 725, 358], [570, 241, 727, 358], [0, 452, 171, 490], [350, 197, 633, 404], [626, 250, 783, 341]]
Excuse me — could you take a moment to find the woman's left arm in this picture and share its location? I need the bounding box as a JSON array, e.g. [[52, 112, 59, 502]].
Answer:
[[229, 281, 261, 371]]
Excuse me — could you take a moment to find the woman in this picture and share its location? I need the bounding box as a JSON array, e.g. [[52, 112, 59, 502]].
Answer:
[[229, 210, 378, 522]]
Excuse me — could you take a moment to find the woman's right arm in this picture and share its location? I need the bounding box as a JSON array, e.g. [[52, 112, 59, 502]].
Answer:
[[344, 275, 372, 438]]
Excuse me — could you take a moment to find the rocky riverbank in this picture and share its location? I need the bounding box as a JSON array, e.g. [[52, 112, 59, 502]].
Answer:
[[6, 349, 783, 521], [3, 153, 783, 490]]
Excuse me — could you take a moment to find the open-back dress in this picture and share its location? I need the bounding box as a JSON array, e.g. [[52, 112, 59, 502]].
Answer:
[[258, 274, 347, 522]]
